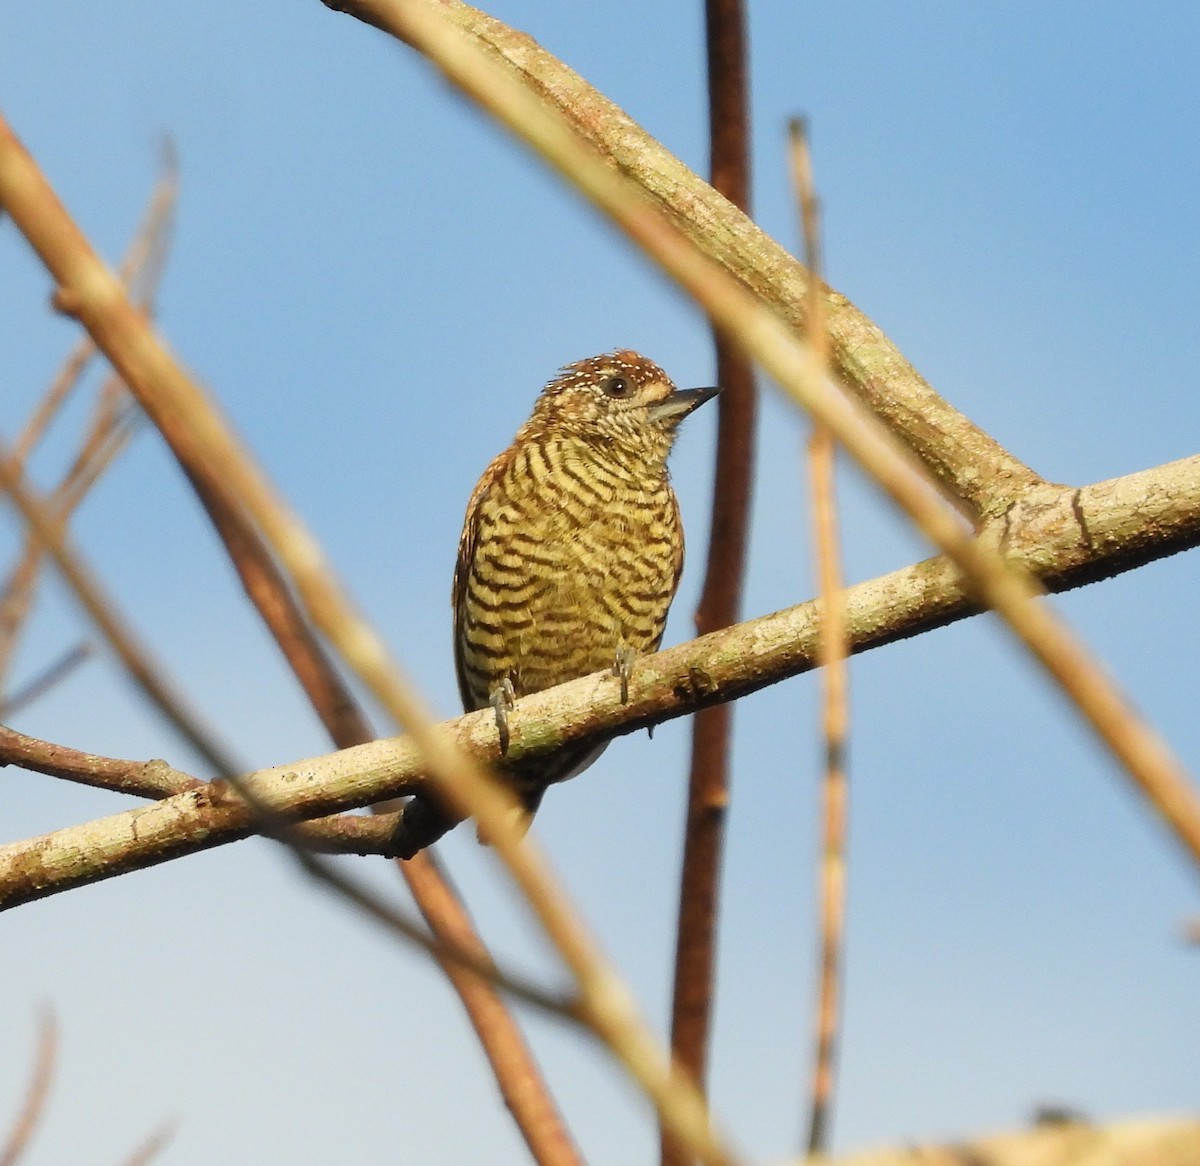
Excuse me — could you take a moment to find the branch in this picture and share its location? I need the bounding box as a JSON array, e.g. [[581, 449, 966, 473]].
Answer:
[[0, 438, 242, 777], [5, 450, 1200, 910], [666, 5, 757, 1160], [0, 722, 409, 853], [820, 1114, 1200, 1166], [0, 106, 742, 1166], [310, 0, 1200, 886], [323, 0, 1040, 521]]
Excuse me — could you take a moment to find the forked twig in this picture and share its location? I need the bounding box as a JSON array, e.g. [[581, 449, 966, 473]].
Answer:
[[0, 440, 242, 777], [0, 148, 175, 697]]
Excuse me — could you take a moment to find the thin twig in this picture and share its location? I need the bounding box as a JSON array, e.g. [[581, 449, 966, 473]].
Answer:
[[0, 438, 242, 777], [9, 338, 94, 469], [790, 117, 849, 1158], [665, 3, 755, 1164], [6, 141, 174, 469], [115, 1121, 177, 1166], [0, 155, 174, 692], [0, 1008, 57, 1166], [0, 390, 138, 692], [0, 641, 93, 718]]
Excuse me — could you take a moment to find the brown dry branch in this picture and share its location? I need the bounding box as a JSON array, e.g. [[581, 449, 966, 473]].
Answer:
[[0, 642, 93, 718], [312, 0, 1200, 876], [0, 1008, 57, 1166], [169, 351, 583, 1163], [322, 0, 1040, 520], [790, 117, 850, 1158], [0, 438, 242, 777], [0, 115, 743, 1166], [804, 1114, 1200, 1166], [0, 722, 404, 852], [665, 5, 756, 1163], [5, 449, 1200, 912], [0, 385, 137, 692], [0, 159, 175, 693]]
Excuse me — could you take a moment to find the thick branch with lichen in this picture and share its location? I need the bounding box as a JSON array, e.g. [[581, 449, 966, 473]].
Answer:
[[5, 451, 1200, 910]]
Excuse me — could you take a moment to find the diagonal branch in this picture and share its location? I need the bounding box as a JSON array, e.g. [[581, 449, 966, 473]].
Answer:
[[5, 449, 1200, 912], [323, 0, 1040, 521], [0, 109, 744, 1166], [0, 437, 242, 777], [312, 0, 1200, 933]]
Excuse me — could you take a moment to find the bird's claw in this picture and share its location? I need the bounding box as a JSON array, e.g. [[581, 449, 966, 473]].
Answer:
[[612, 644, 638, 704], [489, 678, 517, 754]]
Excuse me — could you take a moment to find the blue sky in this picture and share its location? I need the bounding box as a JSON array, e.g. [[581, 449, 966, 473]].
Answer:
[[1, 3, 1198, 1163]]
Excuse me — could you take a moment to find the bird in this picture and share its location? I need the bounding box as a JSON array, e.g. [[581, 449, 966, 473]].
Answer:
[[395, 350, 718, 857]]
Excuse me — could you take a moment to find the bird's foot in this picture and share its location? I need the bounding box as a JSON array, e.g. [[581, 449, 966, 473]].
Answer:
[[612, 644, 638, 704], [489, 677, 517, 754]]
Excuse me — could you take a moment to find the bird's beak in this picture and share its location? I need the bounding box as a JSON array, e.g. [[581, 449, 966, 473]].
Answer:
[[649, 385, 721, 422]]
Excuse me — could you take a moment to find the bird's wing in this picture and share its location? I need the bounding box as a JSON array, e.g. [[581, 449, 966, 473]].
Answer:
[[452, 445, 515, 712], [654, 487, 686, 652]]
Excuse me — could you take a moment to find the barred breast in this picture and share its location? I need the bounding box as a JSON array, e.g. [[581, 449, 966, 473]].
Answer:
[[455, 432, 684, 719]]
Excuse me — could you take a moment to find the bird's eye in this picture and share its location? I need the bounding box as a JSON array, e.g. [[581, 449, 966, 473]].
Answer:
[[600, 375, 632, 398]]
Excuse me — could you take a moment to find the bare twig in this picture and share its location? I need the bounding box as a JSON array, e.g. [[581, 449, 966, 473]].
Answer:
[[0, 155, 174, 692], [0, 641, 93, 718], [6, 140, 173, 468], [0, 439, 242, 777], [0, 1008, 57, 1166], [0, 390, 138, 692], [116, 1121, 177, 1166], [665, 3, 755, 1164], [9, 338, 94, 469], [790, 117, 849, 1158]]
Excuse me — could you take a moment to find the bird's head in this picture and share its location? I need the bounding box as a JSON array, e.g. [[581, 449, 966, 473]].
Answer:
[[527, 350, 719, 466]]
